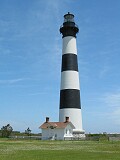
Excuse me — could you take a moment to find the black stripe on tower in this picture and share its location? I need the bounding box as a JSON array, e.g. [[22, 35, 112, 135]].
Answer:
[[60, 89, 81, 109], [61, 54, 78, 71]]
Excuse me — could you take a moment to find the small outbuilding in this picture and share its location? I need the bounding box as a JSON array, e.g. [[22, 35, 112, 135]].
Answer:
[[40, 117, 75, 140]]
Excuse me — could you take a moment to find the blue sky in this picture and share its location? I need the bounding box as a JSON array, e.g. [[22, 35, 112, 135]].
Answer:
[[0, 0, 120, 133]]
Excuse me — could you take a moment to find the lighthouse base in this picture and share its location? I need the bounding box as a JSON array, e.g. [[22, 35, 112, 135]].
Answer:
[[59, 108, 83, 129], [72, 129, 86, 140]]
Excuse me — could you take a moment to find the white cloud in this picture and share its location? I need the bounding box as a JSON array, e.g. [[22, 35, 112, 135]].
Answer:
[[99, 65, 110, 78], [103, 92, 120, 108], [101, 92, 120, 125], [0, 78, 25, 84]]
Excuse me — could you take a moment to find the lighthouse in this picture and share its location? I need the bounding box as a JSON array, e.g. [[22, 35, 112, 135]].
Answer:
[[59, 12, 85, 137]]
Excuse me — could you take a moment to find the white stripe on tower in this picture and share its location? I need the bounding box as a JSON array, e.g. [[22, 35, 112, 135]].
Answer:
[[59, 12, 84, 131], [60, 71, 80, 90], [62, 36, 77, 55]]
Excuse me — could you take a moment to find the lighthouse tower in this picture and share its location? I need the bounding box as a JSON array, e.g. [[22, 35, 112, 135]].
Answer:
[[59, 12, 85, 137]]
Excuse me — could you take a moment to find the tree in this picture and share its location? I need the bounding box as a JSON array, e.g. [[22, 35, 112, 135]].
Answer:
[[25, 127, 31, 136], [1, 124, 13, 138]]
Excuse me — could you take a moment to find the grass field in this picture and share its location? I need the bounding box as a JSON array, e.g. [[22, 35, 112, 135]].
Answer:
[[0, 139, 120, 160]]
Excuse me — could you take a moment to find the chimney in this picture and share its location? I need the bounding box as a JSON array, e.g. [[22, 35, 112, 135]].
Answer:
[[46, 117, 49, 123], [65, 117, 69, 122]]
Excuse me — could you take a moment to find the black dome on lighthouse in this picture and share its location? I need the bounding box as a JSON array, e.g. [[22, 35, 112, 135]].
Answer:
[[60, 12, 79, 38]]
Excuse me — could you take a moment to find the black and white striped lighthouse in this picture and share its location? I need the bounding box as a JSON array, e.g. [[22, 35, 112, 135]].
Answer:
[[59, 12, 84, 134]]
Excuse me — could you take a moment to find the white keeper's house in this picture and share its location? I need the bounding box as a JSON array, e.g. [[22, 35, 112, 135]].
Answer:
[[40, 117, 75, 140]]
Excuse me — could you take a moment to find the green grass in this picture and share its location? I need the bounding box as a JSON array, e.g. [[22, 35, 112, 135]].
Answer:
[[0, 139, 120, 160]]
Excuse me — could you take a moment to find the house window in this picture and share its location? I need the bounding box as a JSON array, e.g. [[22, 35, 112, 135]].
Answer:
[[55, 134, 57, 138]]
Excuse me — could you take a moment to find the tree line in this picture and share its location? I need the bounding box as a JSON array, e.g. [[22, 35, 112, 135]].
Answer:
[[0, 124, 32, 138]]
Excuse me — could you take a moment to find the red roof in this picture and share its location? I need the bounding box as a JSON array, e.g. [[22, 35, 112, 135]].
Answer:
[[40, 121, 75, 129]]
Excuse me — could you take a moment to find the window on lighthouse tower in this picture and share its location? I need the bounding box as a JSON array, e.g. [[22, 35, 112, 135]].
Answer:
[[64, 12, 74, 23]]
